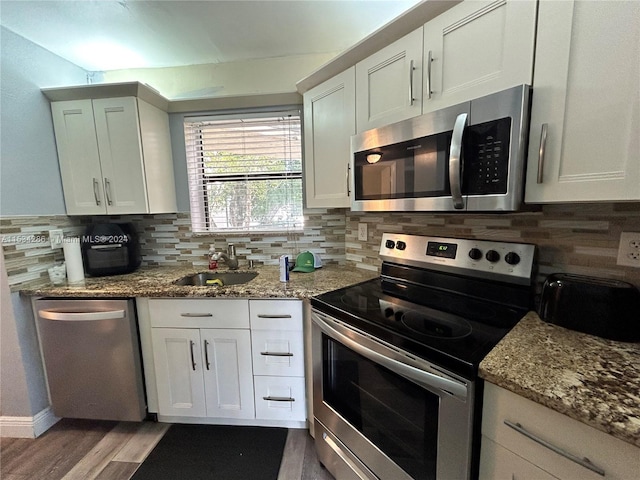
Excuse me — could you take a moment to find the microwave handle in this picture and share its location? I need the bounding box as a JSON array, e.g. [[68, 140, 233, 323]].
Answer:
[[449, 113, 467, 209]]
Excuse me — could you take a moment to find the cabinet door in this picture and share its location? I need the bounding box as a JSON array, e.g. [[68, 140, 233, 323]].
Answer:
[[201, 329, 255, 419], [92, 97, 149, 214], [303, 68, 355, 208], [422, 0, 536, 114], [525, 0, 640, 203], [50, 100, 106, 215], [356, 28, 423, 132], [151, 328, 206, 417]]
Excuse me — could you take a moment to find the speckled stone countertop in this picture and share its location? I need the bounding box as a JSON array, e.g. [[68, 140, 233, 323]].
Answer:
[[480, 311, 640, 448], [18, 264, 378, 299]]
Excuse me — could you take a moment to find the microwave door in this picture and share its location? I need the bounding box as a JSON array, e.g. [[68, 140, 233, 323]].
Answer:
[[449, 113, 468, 210]]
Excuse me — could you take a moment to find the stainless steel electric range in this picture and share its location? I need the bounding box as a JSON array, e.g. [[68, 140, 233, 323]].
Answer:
[[310, 233, 536, 480]]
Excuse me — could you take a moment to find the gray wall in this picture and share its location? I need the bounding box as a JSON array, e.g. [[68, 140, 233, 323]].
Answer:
[[0, 28, 94, 419], [0, 27, 93, 216]]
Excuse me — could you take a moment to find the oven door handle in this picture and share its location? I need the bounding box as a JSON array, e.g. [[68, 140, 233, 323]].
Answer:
[[313, 313, 468, 399]]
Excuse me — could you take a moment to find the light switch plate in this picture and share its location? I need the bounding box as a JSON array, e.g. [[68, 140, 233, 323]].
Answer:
[[616, 232, 640, 267], [49, 229, 64, 250], [358, 223, 368, 241]]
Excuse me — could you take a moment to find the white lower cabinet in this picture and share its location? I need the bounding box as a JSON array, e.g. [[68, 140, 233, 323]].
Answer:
[[249, 299, 306, 423], [146, 298, 306, 427], [151, 327, 254, 420], [480, 382, 640, 480]]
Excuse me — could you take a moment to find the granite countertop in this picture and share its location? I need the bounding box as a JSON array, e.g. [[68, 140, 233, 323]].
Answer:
[[18, 264, 378, 299], [480, 311, 640, 448]]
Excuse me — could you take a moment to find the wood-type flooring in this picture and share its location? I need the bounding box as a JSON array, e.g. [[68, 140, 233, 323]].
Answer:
[[0, 419, 334, 480]]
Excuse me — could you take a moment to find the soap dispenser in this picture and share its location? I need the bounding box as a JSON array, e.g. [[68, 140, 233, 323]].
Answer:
[[208, 246, 218, 270]]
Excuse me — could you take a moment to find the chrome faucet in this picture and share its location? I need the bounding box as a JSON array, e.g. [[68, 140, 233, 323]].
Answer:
[[212, 243, 239, 270]]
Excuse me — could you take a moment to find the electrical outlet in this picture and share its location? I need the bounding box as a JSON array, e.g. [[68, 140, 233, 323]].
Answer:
[[49, 229, 64, 250], [616, 232, 640, 267], [358, 223, 368, 241]]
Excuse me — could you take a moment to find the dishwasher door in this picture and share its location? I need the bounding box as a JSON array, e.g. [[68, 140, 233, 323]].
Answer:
[[36, 298, 146, 421]]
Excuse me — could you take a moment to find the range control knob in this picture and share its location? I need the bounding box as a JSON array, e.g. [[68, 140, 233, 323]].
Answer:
[[385, 240, 395, 249], [394, 311, 404, 322], [468, 248, 482, 260], [396, 241, 407, 251], [505, 252, 521, 265], [485, 250, 501, 263], [384, 307, 394, 318]]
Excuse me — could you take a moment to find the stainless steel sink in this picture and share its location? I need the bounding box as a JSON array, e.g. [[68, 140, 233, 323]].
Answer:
[[174, 271, 258, 286]]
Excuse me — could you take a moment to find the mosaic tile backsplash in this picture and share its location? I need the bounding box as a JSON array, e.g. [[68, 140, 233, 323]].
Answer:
[[2, 204, 640, 294]]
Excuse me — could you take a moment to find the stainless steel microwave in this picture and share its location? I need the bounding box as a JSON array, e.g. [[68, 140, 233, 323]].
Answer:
[[350, 84, 531, 212]]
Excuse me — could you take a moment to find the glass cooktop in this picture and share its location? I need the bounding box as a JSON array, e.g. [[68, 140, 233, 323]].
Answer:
[[310, 277, 528, 379]]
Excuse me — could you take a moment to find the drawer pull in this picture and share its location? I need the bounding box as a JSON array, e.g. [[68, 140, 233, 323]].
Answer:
[[257, 314, 292, 319], [260, 351, 293, 357], [263, 396, 295, 402], [180, 313, 213, 317], [503, 420, 605, 476]]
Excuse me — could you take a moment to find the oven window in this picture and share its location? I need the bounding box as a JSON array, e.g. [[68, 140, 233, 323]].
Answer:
[[323, 335, 439, 480]]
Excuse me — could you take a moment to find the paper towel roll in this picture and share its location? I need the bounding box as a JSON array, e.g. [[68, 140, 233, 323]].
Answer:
[[63, 238, 85, 283]]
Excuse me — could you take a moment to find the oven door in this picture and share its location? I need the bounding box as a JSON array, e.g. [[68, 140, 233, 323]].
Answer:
[[311, 309, 475, 480]]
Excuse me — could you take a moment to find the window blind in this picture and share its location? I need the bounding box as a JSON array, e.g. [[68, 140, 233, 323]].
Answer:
[[184, 110, 303, 233]]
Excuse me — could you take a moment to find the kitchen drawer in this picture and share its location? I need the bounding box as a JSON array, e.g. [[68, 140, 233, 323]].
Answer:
[[149, 299, 249, 329], [249, 299, 303, 330], [480, 436, 558, 480], [482, 382, 640, 480], [251, 329, 304, 377], [254, 375, 306, 421]]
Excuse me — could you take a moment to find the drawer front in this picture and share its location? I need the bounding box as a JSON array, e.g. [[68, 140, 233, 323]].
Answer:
[[254, 375, 306, 421], [251, 329, 304, 377], [480, 436, 558, 480], [149, 299, 249, 329], [482, 382, 640, 480], [249, 299, 303, 330]]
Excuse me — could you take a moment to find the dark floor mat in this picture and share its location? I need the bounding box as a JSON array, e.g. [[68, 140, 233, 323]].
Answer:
[[132, 424, 288, 480]]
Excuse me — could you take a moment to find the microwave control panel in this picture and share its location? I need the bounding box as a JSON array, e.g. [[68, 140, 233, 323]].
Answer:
[[464, 117, 511, 195]]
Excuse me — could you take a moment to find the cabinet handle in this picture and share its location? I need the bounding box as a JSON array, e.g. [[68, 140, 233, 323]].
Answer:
[[257, 314, 292, 319], [203, 339, 211, 370], [260, 351, 294, 357], [262, 396, 295, 402], [408, 59, 415, 106], [503, 420, 605, 476], [536, 123, 548, 184], [449, 113, 467, 209], [425, 50, 433, 100], [346, 164, 351, 198], [180, 313, 213, 317], [92, 178, 101, 206], [104, 178, 113, 205], [189, 340, 196, 371]]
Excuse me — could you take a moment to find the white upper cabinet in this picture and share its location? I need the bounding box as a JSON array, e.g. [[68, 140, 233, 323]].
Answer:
[[525, 0, 640, 203], [48, 85, 177, 215], [422, 0, 537, 114], [355, 28, 424, 133], [303, 67, 355, 208]]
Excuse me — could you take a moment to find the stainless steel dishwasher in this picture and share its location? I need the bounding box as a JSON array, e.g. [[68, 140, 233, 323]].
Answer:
[[35, 298, 146, 421]]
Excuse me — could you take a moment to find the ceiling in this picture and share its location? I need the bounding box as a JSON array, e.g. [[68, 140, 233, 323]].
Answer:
[[0, 0, 421, 71]]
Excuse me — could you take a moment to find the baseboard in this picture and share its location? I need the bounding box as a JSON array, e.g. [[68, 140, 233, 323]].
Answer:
[[0, 407, 60, 438]]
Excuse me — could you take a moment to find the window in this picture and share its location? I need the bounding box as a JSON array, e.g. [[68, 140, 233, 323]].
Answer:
[[184, 109, 303, 233]]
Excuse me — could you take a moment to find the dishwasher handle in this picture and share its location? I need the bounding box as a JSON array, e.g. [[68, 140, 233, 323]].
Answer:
[[38, 309, 126, 321]]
